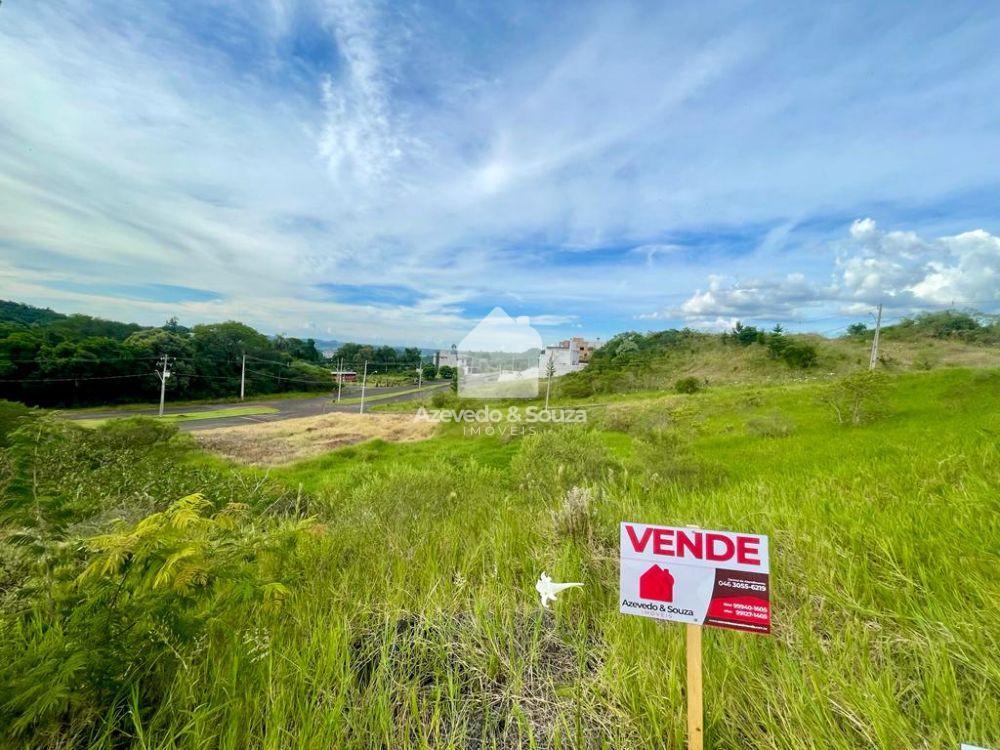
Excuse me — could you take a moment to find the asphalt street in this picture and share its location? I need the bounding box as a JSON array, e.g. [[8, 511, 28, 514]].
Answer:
[[65, 383, 449, 431]]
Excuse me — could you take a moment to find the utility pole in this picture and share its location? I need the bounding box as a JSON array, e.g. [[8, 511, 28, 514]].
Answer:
[[336, 357, 344, 403], [240, 353, 246, 400], [417, 363, 423, 391], [869, 303, 883, 371], [544, 353, 555, 410], [359, 360, 369, 414], [156, 354, 171, 416]]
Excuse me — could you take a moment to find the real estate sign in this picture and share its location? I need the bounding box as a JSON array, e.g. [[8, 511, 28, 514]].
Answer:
[[619, 522, 771, 634]]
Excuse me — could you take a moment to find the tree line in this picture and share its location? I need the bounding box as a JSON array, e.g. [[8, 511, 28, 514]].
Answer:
[[0, 301, 330, 407]]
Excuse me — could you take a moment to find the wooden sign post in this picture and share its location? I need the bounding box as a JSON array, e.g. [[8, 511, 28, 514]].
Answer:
[[686, 623, 703, 750], [619, 522, 772, 749]]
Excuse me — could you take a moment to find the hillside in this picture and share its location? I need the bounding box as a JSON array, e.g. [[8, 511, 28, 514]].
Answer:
[[0, 366, 997, 748], [559, 311, 1000, 396], [0, 300, 329, 407]]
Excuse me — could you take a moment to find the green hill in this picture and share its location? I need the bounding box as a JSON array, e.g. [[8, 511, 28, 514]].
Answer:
[[559, 311, 1000, 397]]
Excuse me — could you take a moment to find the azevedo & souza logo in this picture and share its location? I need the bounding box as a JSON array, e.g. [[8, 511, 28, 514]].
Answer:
[[423, 308, 589, 436], [415, 404, 587, 436]]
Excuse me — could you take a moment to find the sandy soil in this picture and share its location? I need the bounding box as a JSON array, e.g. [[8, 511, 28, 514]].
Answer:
[[194, 412, 437, 465]]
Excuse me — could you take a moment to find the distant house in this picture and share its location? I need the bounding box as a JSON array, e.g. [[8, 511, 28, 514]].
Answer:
[[330, 370, 358, 383], [539, 339, 587, 376], [435, 344, 469, 374], [558, 337, 602, 363]]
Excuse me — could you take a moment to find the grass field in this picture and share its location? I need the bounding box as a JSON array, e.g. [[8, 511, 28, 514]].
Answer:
[[74, 406, 280, 427], [1, 366, 997, 748], [194, 412, 438, 465]]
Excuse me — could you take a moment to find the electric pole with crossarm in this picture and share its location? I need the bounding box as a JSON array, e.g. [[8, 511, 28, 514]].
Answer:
[[868, 304, 883, 370], [156, 354, 171, 416]]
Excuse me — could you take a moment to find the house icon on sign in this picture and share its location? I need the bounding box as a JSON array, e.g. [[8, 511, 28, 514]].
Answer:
[[639, 564, 675, 603]]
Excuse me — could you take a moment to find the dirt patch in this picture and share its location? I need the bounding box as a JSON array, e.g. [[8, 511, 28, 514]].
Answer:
[[194, 412, 437, 465]]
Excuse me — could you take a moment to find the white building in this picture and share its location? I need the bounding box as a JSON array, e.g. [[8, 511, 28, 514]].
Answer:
[[538, 340, 586, 377], [435, 344, 470, 374]]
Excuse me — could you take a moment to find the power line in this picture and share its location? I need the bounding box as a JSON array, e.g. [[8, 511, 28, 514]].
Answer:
[[3, 355, 164, 364], [0, 373, 155, 383], [244, 368, 333, 385]]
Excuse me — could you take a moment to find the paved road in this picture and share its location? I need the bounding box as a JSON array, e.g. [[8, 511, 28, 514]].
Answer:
[[66, 383, 449, 432]]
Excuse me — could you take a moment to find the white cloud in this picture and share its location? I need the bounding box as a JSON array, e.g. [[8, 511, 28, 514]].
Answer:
[[2, 3, 1000, 344], [318, 0, 415, 194], [837, 220, 1000, 307], [667, 220, 1000, 326], [678, 273, 824, 319]]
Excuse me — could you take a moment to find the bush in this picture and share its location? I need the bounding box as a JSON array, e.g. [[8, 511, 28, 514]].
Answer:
[[781, 340, 818, 368], [674, 377, 701, 394], [551, 485, 598, 543], [0, 399, 31, 447], [511, 429, 613, 497], [819, 371, 890, 426], [765, 330, 817, 369], [724, 321, 764, 346], [629, 428, 717, 489], [93, 415, 178, 448], [0, 494, 315, 741]]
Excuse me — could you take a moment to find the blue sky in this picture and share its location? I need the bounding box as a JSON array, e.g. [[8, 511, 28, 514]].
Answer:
[[1, 1, 997, 346]]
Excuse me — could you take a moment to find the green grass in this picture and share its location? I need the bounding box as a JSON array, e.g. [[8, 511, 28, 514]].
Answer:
[[75, 405, 279, 427], [1, 367, 997, 748]]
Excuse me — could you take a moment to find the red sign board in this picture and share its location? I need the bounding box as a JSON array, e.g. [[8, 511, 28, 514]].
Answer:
[[619, 523, 771, 634]]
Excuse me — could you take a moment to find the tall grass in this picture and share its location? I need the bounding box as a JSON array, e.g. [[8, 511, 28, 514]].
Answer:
[[0, 368, 997, 748]]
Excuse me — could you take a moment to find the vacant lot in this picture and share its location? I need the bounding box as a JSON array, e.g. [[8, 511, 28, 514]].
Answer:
[[1, 367, 997, 749], [194, 411, 437, 465]]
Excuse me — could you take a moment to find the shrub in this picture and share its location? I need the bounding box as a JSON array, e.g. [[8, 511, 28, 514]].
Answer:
[[629, 428, 717, 489], [0, 399, 31, 448], [780, 340, 818, 368], [765, 330, 817, 369], [551, 485, 597, 543], [724, 321, 764, 346], [819, 371, 890, 426], [511, 429, 612, 497], [0, 492, 317, 742], [93, 415, 178, 448], [674, 377, 701, 394]]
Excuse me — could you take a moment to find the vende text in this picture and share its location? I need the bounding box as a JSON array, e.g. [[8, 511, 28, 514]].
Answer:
[[624, 525, 762, 566]]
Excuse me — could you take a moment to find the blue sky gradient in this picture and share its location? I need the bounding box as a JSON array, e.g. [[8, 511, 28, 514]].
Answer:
[[1, 1, 997, 345]]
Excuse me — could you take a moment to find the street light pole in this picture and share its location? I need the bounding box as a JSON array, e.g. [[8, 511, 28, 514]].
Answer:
[[240, 353, 246, 400], [360, 360, 369, 414]]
